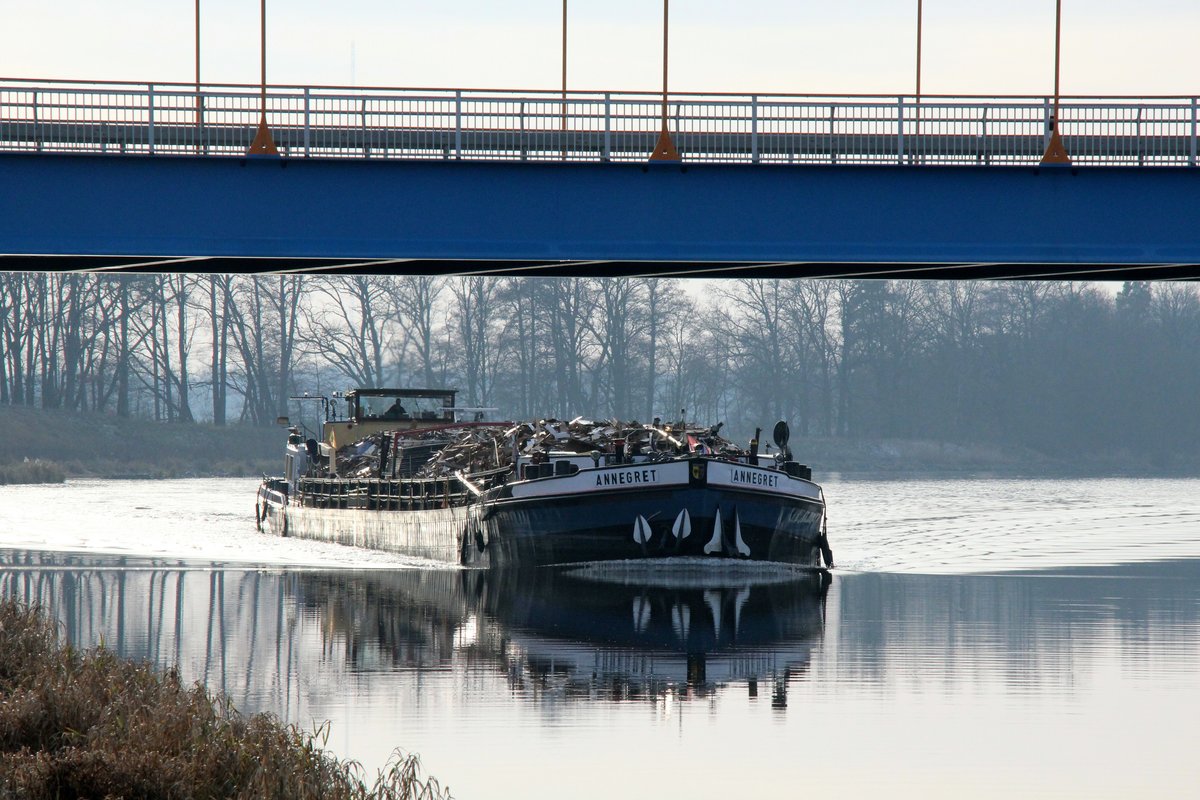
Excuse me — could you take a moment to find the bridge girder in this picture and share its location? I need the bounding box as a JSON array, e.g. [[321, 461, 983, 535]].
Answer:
[[1, 153, 1198, 279]]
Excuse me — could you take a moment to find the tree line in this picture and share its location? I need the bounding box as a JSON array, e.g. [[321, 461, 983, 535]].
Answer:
[[2, 274, 1198, 460]]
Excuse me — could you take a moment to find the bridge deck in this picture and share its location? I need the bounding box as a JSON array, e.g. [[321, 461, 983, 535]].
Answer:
[[3, 79, 1198, 166], [4, 80, 1200, 277]]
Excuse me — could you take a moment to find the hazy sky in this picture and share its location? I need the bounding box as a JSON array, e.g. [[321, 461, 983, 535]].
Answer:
[[1, 1, 1197, 96]]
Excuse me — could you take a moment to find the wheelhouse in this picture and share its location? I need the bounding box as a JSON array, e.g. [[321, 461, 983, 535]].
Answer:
[[323, 388, 457, 444]]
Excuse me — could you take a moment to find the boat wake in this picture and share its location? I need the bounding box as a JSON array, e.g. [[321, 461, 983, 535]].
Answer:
[[564, 556, 825, 589]]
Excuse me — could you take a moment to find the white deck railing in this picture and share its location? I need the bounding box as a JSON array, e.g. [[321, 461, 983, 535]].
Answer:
[[2, 78, 1197, 166]]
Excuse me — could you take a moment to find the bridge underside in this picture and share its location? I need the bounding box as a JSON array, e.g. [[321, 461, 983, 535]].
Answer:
[[4, 255, 1199, 281], [2, 153, 1198, 280]]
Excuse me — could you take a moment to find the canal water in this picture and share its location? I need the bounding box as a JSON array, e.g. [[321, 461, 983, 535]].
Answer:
[[2, 476, 1199, 798]]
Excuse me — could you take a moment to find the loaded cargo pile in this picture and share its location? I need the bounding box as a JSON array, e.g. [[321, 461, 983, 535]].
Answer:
[[331, 417, 756, 480]]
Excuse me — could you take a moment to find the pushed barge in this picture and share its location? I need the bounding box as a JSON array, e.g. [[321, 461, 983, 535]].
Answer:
[[256, 388, 831, 569]]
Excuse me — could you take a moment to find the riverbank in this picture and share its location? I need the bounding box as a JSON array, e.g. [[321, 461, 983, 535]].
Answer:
[[791, 434, 1200, 477], [0, 597, 451, 800], [3, 405, 1197, 481], [0, 406, 280, 479], [0, 459, 66, 486]]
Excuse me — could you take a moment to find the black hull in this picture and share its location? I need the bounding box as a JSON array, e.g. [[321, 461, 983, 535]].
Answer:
[[469, 487, 824, 568]]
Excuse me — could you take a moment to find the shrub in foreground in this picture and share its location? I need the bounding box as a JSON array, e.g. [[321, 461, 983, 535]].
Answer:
[[0, 599, 451, 800]]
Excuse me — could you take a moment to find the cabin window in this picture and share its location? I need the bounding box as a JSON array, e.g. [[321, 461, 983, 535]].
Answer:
[[353, 392, 454, 423]]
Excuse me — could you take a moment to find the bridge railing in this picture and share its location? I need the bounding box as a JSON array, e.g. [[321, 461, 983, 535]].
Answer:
[[2, 78, 1197, 166]]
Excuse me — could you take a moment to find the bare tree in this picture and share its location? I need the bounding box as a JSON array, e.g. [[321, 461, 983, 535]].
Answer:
[[224, 276, 300, 424], [542, 278, 596, 416], [207, 275, 233, 425], [299, 276, 396, 387], [495, 278, 541, 420], [585, 278, 648, 418], [450, 276, 503, 407], [388, 276, 446, 388]]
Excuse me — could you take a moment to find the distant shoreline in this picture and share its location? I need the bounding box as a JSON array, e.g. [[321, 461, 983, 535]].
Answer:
[[0, 405, 280, 481], [773, 435, 1200, 479], [4, 405, 1199, 482]]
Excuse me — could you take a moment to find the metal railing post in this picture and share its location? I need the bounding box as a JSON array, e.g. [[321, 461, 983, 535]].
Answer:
[[1191, 97, 1197, 167], [603, 92, 611, 161], [1136, 106, 1144, 167], [32, 90, 41, 152], [829, 104, 837, 164], [751, 95, 759, 164], [361, 98, 368, 157], [897, 96, 905, 163], [1043, 96, 1051, 150], [303, 87, 311, 157], [196, 91, 206, 155], [454, 90, 462, 159], [147, 84, 157, 153], [519, 100, 527, 161], [979, 106, 989, 165]]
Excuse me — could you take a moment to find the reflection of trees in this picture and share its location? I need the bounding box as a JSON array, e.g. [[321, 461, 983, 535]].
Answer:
[[0, 555, 304, 718], [0, 555, 832, 710], [5, 555, 1194, 717], [832, 569, 1200, 693], [289, 570, 472, 670]]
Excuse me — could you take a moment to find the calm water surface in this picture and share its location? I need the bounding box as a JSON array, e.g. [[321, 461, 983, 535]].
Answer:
[[2, 476, 1199, 798]]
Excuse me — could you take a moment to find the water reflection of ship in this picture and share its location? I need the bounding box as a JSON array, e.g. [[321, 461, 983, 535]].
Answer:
[[0, 551, 829, 713], [290, 565, 831, 704]]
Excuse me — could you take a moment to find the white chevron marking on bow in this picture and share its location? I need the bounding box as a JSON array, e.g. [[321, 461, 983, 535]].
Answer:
[[672, 508, 692, 539], [632, 515, 652, 544], [733, 509, 750, 557], [704, 507, 724, 554]]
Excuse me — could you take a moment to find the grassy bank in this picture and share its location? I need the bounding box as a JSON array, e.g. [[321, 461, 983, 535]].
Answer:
[[0, 598, 451, 800], [0, 459, 66, 486], [0, 406, 282, 479]]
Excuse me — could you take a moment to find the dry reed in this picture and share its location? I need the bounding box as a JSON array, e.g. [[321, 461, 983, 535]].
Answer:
[[0, 598, 452, 800]]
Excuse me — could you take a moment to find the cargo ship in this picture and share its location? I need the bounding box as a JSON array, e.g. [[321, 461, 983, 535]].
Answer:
[[256, 388, 832, 570]]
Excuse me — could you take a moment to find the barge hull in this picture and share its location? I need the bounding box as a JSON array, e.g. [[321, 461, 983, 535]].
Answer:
[[259, 488, 476, 564], [472, 488, 824, 568], [259, 483, 824, 569]]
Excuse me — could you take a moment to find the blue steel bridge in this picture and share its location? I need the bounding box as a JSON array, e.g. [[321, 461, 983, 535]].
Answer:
[[2, 78, 1200, 279]]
